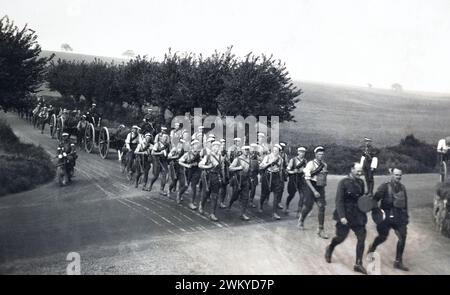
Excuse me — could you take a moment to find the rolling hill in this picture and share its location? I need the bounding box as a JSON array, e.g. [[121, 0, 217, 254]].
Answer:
[[39, 50, 450, 147], [281, 81, 450, 147]]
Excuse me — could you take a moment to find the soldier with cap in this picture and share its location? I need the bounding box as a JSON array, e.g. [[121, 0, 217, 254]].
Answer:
[[124, 125, 142, 178], [367, 168, 410, 271], [325, 162, 368, 274], [437, 136, 450, 165], [218, 138, 230, 209], [59, 132, 77, 177], [228, 145, 253, 221], [170, 122, 183, 148], [86, 103, 102, 127], [198, 140, 224, 221], [248, 143, 261, 208], [257, 132, 272, 206], [284, 146, 308, 217], [360, 137, 379, 195], [134, 133, 154, 190], [228, 138, 243, 163], [167, 138, 186, 201], [149, 126, 170, 195], [179, 139, 203, 210], [192, 126, 205, 145], [298, 146, 329, 239], [259, 144, 285, 220]]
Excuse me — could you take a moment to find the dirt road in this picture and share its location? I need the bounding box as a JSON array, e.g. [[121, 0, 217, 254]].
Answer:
[[0, 112, 449, 274]]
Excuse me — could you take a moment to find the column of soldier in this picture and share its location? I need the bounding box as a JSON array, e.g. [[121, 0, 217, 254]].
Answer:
[[126, 121, 411, 274]]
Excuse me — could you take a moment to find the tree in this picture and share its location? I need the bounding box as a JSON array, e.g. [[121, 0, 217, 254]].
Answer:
[[0, 15, 53, 111], [217, 53, 301, 123], [391, 83, 403, 92], [61, 43, 73, 52]]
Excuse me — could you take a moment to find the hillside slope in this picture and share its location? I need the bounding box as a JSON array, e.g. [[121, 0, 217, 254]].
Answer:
[[282, 82, 450, 147]]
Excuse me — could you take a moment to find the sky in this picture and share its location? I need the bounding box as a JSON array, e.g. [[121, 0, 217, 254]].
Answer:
[[2, 0, 450, 93]]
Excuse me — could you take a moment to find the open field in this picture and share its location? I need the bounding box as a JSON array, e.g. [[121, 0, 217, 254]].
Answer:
[[282, 81, 450, 147]]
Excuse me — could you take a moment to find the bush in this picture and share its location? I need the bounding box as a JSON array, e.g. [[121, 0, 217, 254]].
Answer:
[[0, 119, 55, 196]]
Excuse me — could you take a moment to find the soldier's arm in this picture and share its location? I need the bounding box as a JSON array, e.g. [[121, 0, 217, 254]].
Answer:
[[286, 158, 296, 174], [199, 155, 212, 169], [178, 153, 190, 168], [125, 134, 131, 150], [229, 158, 242, 171], [335, 180, 346, 220], [373, 183, 387, 202]]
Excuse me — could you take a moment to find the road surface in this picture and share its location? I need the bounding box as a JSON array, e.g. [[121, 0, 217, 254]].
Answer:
[[0, 112, 449, 274]]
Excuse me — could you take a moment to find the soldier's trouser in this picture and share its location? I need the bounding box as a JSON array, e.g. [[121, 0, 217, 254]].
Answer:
[[260, 172, 269, 203], [136, 156, 151, 187], [238, 177, 250, 215], [200, 172, 221, 215], [173, 166, 187, 195], [260, 172, 284, 215], [219, 181, 228, 203], [183, 167, 200, 203], [126, 150, 136, 172], [149, 156, 168, 190], [249, 174, 258, 204], [370, 220, 407, 262], [286, 174, 305, 212], [300, 182, 326, 229], [364, 168, 375, 195], [329, 222, 367, 264]]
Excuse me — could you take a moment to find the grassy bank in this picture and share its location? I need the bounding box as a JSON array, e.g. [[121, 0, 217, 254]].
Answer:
[[0, 117, 55, 196]]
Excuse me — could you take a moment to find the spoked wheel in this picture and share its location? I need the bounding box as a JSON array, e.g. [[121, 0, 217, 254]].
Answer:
[[50, 114, 57, 138], [56, 117, 64, 141], [84, 123, 95, 153], [440, 161, 448, 183], [98, 127, 110, 159]]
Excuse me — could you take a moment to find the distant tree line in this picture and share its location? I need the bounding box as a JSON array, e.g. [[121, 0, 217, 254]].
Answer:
[[46, 48, 302, 124]]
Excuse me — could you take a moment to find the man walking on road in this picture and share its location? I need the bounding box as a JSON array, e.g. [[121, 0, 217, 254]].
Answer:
[[325, 162, 368, 274], [367, 168, 410, 272], [298, 146, 329, 239]]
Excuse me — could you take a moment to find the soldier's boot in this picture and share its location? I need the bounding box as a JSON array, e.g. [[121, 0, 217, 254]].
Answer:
[[325, 245, 333, 263], [272, 213, 281, 220], [393, 261, 409, 272], [219, 202, 227, 209], [317, 229, 329, 239], [257, 203, 264, 213], [240, 214, 250, 221], [209, 214, 218, 222], [176, 192, 182, 204], [188, 203, 198, 210], [198, 204, 204, 214], [277, 203, 283, 210], [353, 261, 367, 275]]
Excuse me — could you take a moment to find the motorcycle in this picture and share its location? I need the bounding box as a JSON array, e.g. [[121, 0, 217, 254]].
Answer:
[[56, 147, 74, 186]]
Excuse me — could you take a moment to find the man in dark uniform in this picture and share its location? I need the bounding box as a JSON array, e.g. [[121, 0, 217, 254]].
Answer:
[[325, 162, 368, 274], [199, 141, 224, 221], [179, 139, 202, 210], [360, 137, 379, 195], [298, 146, 329, 239], [86, 103, 102, 127], [367, 168, 410, 271], [284, 146, 307, 217], [259, 144, 284, 220], [76, 115, 88, 148], [229, 145, 252, 221], [58, 132, 78, 177]]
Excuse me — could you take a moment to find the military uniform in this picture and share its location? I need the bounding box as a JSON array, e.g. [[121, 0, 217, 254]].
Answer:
[[167, 145, 186, 202], [199, 150, 224, 221], [259, 151, 284, 218], [360, 144, 379, 195], [135, 139, 153, 189], [179, 148, 202, 209], [149, 131, 170, 194], [124, 130, 141, 174], [326, 175, 367, 268], [285, 155, 307, 214], [299, 158, 328, 231], [248, 148, 261, 207], [229, 151, 252, 220], [368, 181, 409, 267]]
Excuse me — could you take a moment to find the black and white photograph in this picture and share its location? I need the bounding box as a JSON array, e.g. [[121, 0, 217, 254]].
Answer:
[[1, 0, 450, 279]]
